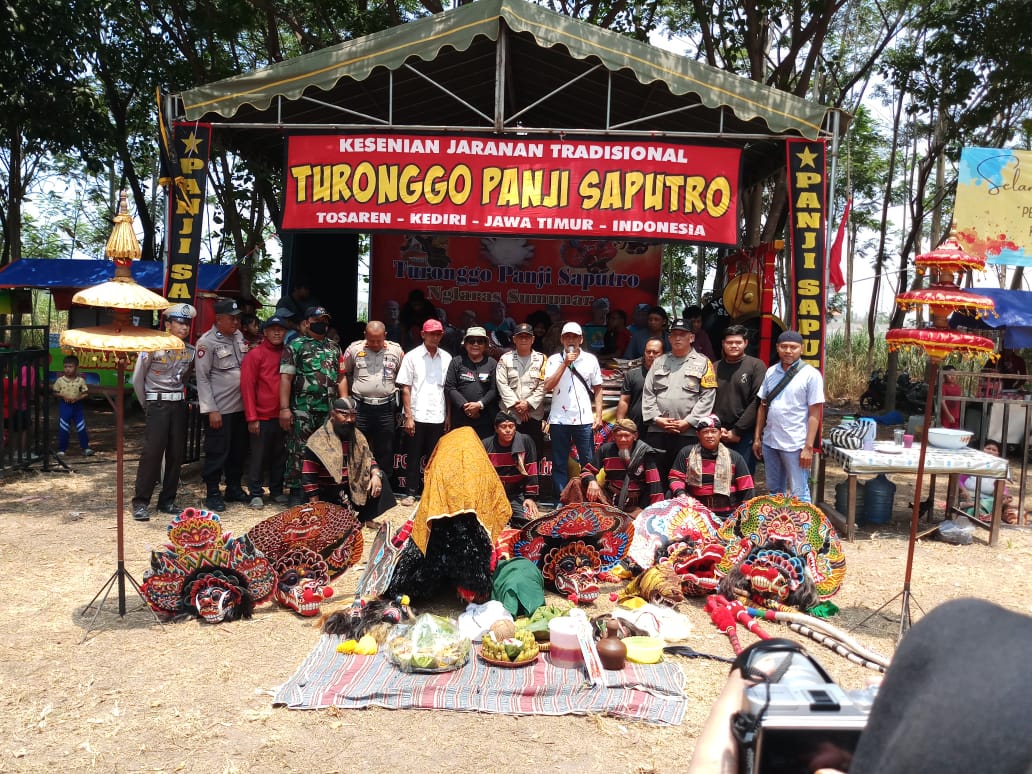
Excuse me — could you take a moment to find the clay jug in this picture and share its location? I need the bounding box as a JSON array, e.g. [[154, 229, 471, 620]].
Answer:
[[596, 619, 627, 670]]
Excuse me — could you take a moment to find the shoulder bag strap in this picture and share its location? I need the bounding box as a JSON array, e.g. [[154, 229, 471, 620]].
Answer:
[[568, 362, 594, 400], [763, 360, 804, 405]]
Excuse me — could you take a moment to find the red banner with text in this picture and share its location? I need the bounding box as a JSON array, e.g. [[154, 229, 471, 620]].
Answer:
[[371, 234, 662, 345], [283, 134, 741, 245]]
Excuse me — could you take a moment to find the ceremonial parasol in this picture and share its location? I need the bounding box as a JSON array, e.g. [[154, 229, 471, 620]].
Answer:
[[60, 192, 184, 636], [913, 237, 989, 276], [862, 239, 996, 641], [894, 287, 996, 322]]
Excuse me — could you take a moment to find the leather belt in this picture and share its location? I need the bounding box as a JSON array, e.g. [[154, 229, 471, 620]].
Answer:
[[353, 395, 394, 406], [694, 494, 728, 508], [145, 392, 184, 401]]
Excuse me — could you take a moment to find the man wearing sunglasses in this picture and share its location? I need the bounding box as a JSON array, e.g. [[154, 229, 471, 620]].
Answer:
[[444, 325, 499, 439]]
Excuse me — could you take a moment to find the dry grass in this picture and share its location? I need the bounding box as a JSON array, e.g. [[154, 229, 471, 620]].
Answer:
[[2, 401, 1031, 773]]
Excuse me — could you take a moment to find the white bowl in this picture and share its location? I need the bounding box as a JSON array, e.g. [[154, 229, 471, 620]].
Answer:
[[926, 427, 973, 449]]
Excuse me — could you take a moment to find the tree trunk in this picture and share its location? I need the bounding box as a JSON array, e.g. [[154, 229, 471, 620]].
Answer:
[[5, 122, 24, 266], [215, 152, 246, 263], [867, 85, 906, 371], [845, 221, 856, 351]]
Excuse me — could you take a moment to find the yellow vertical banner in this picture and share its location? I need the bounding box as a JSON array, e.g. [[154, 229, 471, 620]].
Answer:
[[785, 139, 827, 371], [163, 122, 212, 305]]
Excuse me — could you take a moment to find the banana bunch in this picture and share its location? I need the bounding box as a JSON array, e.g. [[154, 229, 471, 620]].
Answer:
[[482, 628, 539, 662]]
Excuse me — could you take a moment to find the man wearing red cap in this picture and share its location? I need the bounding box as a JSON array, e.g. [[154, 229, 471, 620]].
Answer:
[[396, 317, 452, 506]]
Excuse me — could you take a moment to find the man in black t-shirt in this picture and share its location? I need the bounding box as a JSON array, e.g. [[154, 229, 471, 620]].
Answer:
[[481, 412, 539, 526], [617, 337, 664, 434], [713, 324, 767, 475]]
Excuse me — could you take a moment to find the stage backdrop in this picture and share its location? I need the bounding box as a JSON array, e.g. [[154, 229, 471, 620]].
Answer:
[[370, 235, 662, 332], [953, 147, 1032, 266], [283, 133, 741, 245]]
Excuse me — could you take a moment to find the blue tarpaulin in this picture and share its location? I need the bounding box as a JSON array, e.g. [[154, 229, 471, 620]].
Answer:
[[950, 288, 1032, 349], [0, 258, 236, 292]]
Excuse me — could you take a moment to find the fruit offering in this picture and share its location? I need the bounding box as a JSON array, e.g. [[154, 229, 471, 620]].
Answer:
[[519, 603, 572, 641], [481, 627, 539, 663], [386, 613, 471, 673]]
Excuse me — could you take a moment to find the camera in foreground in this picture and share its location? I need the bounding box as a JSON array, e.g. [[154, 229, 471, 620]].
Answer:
[[733, 641, 872, 774]]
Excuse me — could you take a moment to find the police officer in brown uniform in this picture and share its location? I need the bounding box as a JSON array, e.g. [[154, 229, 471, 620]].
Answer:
[[342, 321, 404, 486], [495, 322, 547, 453], [195, 298, 250, 512], [131, 303, 196, 522], [641, 317, 718, 479]]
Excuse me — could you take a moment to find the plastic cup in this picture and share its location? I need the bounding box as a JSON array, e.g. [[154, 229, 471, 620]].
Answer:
[[902, 434, 914, 449], [548, 617, 584, 669], [893, 428, 905, 445]]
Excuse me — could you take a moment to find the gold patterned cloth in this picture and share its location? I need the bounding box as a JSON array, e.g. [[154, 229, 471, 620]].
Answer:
[[410, 427, 511, 554]]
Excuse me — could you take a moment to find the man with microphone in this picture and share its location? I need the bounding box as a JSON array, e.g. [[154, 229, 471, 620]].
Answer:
[[543, 322, 603, 498]]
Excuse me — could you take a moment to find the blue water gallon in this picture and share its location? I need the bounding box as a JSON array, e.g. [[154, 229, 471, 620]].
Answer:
[[835, 480, 867, 524], [864, 473, 896, 524], [859, 417, 877, 450]]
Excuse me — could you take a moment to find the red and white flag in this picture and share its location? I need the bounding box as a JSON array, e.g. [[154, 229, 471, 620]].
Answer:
[[829, 198, 851, 292]]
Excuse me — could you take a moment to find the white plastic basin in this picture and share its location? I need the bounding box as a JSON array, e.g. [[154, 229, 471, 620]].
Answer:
[[926, 427, 973, 449]]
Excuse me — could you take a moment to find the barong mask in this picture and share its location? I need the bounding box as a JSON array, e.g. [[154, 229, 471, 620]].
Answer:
[[141, 509, 275, 624], [247, 503, 363, 615], [273, 546, 335, 616], [715, 494, 846, 612]]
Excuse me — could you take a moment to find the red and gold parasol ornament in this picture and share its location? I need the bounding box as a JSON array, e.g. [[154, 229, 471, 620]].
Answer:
[[914, 237, 987, 278], [895, 286, 997, 325], [886, 328, 997, 363]]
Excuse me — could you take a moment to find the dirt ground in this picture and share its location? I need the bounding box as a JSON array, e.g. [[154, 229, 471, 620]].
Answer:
[[2, 400, 1031, 774]]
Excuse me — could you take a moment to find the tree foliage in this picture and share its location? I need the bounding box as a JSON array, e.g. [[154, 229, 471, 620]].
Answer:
[[0, 0, 110, 264], [871, 0, 1032, 406], [2, 0, 1029, 322]]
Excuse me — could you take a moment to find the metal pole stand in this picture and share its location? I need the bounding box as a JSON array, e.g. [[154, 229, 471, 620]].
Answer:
[[853, 359, 940, 644], [78, 359, 163, 641], [80, 561, 163, 640]]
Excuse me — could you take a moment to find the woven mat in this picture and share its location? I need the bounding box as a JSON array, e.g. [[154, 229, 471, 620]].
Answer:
[[274, 635, 687, 726]]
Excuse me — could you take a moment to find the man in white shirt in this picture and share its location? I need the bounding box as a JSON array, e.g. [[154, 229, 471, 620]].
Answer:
[[396, 318, 452, 506], [752, 330, 824, 502], [543, 322, 603, 496]]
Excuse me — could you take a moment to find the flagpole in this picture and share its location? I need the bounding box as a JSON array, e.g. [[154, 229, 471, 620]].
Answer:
[[160, 89, 174, 290]]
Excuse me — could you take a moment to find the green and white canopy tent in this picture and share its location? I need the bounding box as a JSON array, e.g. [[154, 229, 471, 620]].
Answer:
[[176, 0, 842, 185]]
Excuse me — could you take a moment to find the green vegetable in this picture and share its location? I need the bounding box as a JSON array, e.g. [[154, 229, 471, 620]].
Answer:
[[412, 654, 435, 669], [529, 603, 571, 624]]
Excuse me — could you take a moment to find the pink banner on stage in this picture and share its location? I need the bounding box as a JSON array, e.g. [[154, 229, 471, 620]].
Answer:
[[371, 234, 662, 342]]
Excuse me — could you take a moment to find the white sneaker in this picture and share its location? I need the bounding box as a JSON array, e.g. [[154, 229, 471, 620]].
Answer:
[[56, 451, 66, 458], [83, 448, 95, 457], [249, 496, 265, 509]]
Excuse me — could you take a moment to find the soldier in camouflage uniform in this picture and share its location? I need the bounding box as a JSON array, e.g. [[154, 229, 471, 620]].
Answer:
[[279, 306, 346, 505]]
